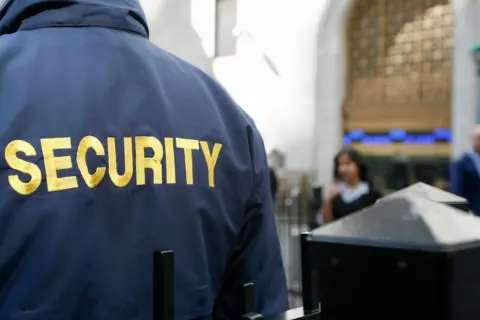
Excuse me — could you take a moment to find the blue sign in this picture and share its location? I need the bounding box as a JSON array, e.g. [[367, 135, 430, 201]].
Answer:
[[343, 129, 451, 145]]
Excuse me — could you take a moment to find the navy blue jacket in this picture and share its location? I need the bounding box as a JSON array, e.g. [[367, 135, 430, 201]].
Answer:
[[0, 0, 288, 319], [450, 153, 480, 216]]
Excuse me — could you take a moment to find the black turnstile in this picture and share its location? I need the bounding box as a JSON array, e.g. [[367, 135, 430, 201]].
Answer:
[[152, 184, 480, 320], [153, 250, 174, 320]]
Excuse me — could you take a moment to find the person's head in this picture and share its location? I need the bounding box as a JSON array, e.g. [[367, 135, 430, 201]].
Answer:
[[333, 148, 369, 185], [471, 125, 480, 153]]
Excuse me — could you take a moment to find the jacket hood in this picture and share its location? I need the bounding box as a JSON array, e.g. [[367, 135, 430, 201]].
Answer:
[[0, 0, 149, 37]]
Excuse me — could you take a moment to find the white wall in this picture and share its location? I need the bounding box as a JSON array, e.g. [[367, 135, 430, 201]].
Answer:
[[140, 0, 214, 74], [213, 0, 329, 174]]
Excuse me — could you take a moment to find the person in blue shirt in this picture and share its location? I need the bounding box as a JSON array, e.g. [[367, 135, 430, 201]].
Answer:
[[0, 0, 289, 319], [450, 125, 480, 215]]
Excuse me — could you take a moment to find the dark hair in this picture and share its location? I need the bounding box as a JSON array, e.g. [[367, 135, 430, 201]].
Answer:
[[333, 148, 370, 182]]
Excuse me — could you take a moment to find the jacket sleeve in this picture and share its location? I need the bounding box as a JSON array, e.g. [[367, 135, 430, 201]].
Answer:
[[449, 160, 464, 197], [213, 126, 289, 319]]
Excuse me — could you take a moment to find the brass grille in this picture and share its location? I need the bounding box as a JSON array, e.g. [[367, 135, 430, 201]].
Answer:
[[344, 0, 453, 131]]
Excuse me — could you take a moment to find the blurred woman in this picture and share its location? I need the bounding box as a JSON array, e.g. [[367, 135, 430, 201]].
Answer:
[[322, 148, 382, 223]]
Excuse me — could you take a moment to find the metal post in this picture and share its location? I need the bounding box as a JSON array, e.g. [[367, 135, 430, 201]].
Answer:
[[242, 283, 264, 319], [244, 283, 255, 314], [301, 232, 319, 313], [153, 250, 174, 320]]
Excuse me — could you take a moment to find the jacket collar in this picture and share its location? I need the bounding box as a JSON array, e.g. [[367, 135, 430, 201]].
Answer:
[[0, 0, 149, 37]]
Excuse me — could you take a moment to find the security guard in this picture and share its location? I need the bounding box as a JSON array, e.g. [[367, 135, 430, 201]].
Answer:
[[0, 0, 289, 319]]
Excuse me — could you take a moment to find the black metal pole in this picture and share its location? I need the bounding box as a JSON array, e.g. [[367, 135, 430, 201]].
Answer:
[[242, 283, 263, 319], [244, 282, 255, 314], [153, 250, 174, 320], [301, 232, 319, 313]]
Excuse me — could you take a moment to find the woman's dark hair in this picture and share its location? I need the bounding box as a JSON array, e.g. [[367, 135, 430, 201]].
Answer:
[[333, 148, 370, 182]]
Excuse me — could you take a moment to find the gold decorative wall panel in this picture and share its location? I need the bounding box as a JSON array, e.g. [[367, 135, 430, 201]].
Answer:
[[344, 0, 453, 131]]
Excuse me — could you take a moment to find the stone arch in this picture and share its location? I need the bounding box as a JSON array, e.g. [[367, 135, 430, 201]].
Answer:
[[312, 0, 479, 188]]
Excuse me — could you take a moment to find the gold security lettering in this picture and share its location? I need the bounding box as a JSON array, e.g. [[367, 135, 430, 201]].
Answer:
[[4, 136, 223, 195], [107, 137, 133, 187], [77, 136, 106, 188], [4, 140, 42, 195], [200, 141, 223, 187], [164, 137, 176, 184], [41, 137, 79, 192], [135, 136, 163, 185], [176, 138, 199, 185]]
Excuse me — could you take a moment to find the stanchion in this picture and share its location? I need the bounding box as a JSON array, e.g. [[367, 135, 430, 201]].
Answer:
[[153, 250, 174, 320], [242, 283, 264, 319], [300, 232, 319, 314]]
